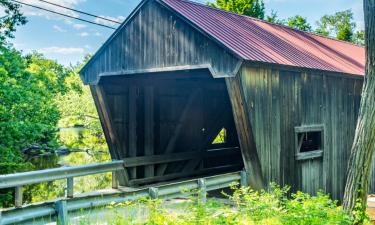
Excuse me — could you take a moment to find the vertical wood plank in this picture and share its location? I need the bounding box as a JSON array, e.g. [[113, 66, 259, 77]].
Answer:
[[128, 86, 138, 179], [225, 76, 264, 190], [144, 86, 155, 177], [93, 85, 130, 186], [156, 90, 199, 176]]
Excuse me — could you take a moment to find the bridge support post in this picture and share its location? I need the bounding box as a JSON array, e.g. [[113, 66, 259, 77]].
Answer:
[[15, 186, 23, 208], [149, 187, 159, 199], [55, 200, 68, 225], [66, 178, 74, 198], [240, 170, 249, 187], [197, 178, 207, 204]]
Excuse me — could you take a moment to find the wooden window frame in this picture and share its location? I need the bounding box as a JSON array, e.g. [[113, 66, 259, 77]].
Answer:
[[294, 125, 324, 161]]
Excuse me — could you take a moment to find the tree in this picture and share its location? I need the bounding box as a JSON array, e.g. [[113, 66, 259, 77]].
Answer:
[[0, 0, 26, 42], [287, 15, 312, 32], [342, 0, 375, 220], [265, 10, 285, 25], [208, 0, 265, 19], [315, 10, 356, 42], [353, 30, 365, 46]]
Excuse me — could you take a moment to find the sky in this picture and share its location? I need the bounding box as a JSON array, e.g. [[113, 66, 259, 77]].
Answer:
[[8, 0, 364, 66]]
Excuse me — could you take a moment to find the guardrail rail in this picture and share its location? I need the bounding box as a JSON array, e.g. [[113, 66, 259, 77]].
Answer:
[[0, 160, 248, 225]]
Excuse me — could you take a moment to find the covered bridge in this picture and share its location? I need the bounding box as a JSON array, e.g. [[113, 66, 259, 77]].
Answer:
[[80, 0, 368, 200]]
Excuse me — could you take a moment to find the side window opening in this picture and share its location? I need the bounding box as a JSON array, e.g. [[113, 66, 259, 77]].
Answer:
[[212, 128, 227, 144], [295, 125, 324, 160], [297, 131, 322, 152]]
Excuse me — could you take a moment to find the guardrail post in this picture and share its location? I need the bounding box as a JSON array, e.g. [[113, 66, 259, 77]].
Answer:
[[55, 200, 68, 225], [240, 170, 249, 187], [197, 178, 207, 204], [149, 187, 159, 199], [15, 186, 23, 208], [66, 177, 73, 198], [112, 171, 119, 189]]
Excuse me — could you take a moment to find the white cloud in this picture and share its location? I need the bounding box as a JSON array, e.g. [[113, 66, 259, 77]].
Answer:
[[84, 44, 91, 49], [94, 32, 102, 36], [94, 15, 125, 27], [78, 32, 89, 37], [53, 25, 67, 32], [38, 46, 84, 54], [19, 0, 85, 20], [73, 23, 87, 30]]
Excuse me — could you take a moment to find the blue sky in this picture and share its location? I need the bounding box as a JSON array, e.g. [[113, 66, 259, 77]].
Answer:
[[9, 0, 364, 66]]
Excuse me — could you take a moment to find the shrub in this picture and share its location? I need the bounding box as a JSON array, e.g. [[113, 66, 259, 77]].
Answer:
[[78, 183, 361, 225]]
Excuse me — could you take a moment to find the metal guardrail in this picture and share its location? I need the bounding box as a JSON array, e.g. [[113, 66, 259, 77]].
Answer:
[[0, 171, 246, 225], [0, 160, 125, 207]]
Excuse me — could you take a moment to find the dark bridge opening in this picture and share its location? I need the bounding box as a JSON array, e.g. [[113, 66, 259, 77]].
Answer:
[[96, 69, 243, 187]]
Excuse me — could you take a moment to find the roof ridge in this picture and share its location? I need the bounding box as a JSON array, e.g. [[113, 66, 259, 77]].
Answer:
[[175, 0, 363, 48]]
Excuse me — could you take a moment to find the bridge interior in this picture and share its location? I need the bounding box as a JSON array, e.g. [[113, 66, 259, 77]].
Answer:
[[95, 69, 244, 186]]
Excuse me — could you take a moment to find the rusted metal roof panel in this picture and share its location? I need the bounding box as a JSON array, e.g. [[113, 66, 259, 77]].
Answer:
[[160, 0, 365, 76]]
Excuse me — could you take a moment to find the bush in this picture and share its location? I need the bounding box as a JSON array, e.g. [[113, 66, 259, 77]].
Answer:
[[78, 183, 360, 225]]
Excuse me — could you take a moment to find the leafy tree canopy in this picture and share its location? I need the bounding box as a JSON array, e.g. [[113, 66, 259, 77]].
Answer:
[[208, 0, 265, 19], [316, 10, 356, 42], [287, 15, 312, 32], [353, 30, 365, 46], [265, 10, 285, 25], [0, 0, 26, 43], [0, 47, 70, 168]]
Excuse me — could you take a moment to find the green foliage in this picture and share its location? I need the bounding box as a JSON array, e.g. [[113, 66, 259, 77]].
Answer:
[[315, 10, 356, 42], [353, 30, 365, 46], [208, 0, 265, 19], [265, 10, 285, 25], [0, 0, 27, 42], [78, 184, 360, 225], [0, 45, 70, 206], [287, 15, 312, 32], [0, 46, 69, 167]]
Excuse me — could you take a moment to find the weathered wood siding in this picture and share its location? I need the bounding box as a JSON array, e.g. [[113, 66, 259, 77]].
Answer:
[[80, 0, 241, 84], [238, 64, 363, 200]]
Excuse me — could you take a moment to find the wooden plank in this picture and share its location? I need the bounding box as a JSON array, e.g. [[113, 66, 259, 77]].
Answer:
[[156, 89, 200, 176], [130, 164, 243, 186], [93, 86, 130, 186], [296, 150, 324, 161], [225, 76, 265, 190], [144, 86, 155, 177], [90, 86, 119, 159], [124, 147, 240, 167], [128, 86, 137, 179]]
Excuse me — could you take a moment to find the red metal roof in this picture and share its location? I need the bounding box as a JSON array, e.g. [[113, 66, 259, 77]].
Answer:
[[160, 0, 365, 76]]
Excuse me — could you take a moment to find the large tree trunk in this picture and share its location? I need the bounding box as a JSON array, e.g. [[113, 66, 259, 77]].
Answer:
[[343, 0, 375, 213]]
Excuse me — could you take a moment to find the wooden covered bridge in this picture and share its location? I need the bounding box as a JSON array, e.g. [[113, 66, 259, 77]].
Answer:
[[80, 0, 367, 200]]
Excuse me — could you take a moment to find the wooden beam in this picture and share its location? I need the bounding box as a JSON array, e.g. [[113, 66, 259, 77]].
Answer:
[[225, 76, 265, 190], [124, 147, 240, 167], [92, 85, 130, 186], [130, 164, 243, 186], [182, 106, 232, 172], [90, 86, 119, 159], [144, 86, 155, 177], [128, 86, 137, 179], [156, 89, 200, 176]]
